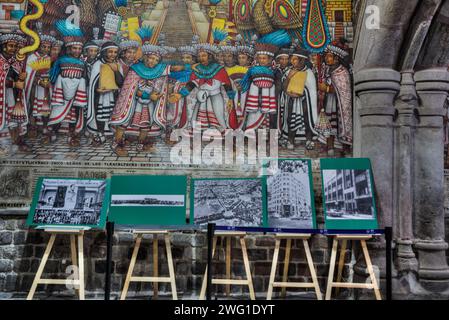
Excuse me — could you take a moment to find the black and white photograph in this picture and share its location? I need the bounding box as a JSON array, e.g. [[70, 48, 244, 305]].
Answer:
[[193, 179, 265, 227], [32, 179, 108, 226], [111, 195, 185, 207], [323, 169, 375, 219], [266, 160, 314, 229]]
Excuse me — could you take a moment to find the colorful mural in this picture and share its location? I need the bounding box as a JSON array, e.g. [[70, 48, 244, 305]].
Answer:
[[0, 0, 353, 178]]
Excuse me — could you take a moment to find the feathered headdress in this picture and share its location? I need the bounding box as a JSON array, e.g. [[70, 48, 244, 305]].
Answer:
[[178, 34, 199, 57], [36, 21, 56, 45], [55, 20, 84, 47], [212, 28, 228, 44], [325, 39, 349, 59], [136, 26, 154, 45]]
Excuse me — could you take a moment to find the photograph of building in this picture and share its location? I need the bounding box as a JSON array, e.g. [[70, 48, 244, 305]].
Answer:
[[32, 179, 107, 225], [193, 179, 264, 227], [322, 169, 374, 219], [267, 160, 314, 229], [111, 194, 184, 207]]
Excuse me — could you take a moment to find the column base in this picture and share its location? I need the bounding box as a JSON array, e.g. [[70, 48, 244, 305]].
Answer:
[[415, 239, 449, 292], [396, 239, 418, 272]]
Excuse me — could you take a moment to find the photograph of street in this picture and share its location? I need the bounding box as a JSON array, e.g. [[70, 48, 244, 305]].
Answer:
[[267, 160, 314, 228], [32, 179, 107, 225], [111, 194, 184, 207], [322, 169, 375, 220], [193, 179, 264, 227]]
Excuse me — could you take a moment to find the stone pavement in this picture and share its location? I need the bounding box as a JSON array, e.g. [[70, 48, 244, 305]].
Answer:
[[0, 132, 328, 163]]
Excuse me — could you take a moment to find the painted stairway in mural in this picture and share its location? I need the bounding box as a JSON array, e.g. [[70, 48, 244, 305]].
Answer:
[[159, 2, 195, 47]]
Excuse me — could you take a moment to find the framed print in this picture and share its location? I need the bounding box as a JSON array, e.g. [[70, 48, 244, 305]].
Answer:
[[263, 158, 317, 230], [320, 158, 378, 230], [26, 177, 110, 229], [108, 175, 187, 227], [190, 178, 267, 228]]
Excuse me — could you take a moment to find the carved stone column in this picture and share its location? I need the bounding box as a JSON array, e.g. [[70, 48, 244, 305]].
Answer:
[[355, 68, 400, 228], [394, 70, 419, 273], [354, 68, 400, 297], [414, 68, 449, 292]]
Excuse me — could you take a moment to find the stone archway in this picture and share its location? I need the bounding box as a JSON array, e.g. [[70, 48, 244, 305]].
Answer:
[[353, 0, 449, 298]]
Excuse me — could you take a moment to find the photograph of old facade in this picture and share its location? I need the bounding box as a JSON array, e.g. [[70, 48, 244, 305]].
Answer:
[[193, 179, 263, 227], [322, 169, 374, 219], [267, 159, 313, 228], [111, 194, 184, 206], [32, 179, 107, 225]]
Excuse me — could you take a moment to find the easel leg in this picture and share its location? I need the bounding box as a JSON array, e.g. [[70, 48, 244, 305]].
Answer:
[[121, 234, 142, 300], [165, 234, 178, 300], [325, 238, 338, 300], [153, 234, 158, 299], [267, 238, 281, 300], [240, 237, 255, 300], [361, 240, 382, 300], [303, 239, 322, 300], [225, 236, 231, 297], [27, 233, 56, 300], [77, 233, 85, 300], [335, 239, 347, 296], [281, 239, 291, 298], [70, 234, 79, 297], [199, 236, 217, 300]]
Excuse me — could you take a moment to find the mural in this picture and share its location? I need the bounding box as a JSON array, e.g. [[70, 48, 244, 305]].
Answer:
[[0, 0, 354, 207]]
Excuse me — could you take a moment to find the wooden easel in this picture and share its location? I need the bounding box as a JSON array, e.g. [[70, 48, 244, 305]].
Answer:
[[199, 231, 255, 300], [266, 234, 322, 300], [325, 235, 382, 300], [27, 227, 86, 300], [121, 230, 177, 300]]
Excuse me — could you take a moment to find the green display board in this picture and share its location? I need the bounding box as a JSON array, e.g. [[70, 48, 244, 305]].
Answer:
[[26, 177, 110, 229], [320, 158, 378, 230], [190, 177, 268, 228], [263, 158, 317, 230], [109, 175, 187, 227]]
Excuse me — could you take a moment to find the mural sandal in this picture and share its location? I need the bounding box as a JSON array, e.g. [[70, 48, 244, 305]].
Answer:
[[306, 141, 315, 150], [114, 144, 128, 157]]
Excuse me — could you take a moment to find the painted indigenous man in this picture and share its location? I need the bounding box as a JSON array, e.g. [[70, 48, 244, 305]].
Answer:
[[280, 47, 318, 150], [0, 31, 30, 154], [50, 37, 64, 63], [118, 38, 139, 77], [318, 40, 352, 153], [169, 42, 238, 136], [48, 21, 88, 147], [83, 27, 102, 82], [224, 43, 253, 125], [83, 41, 100, 85], [167, 39, 197, 133], [239, 41, 278, 131], [86, 41, 124, 145], [25, 24, 57, 143], [274, 47, 291, 133], [110, 28, 183, 156]]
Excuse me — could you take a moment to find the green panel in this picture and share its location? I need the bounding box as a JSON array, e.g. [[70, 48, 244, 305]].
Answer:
[[320, 158, 379, 230], [190, 177, 268, 228], [262, 158, 317, 229], [26, 177, 110, 230], [108, 175, 187, 226]]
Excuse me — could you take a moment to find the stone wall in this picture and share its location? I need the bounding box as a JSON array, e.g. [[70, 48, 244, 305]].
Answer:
[[0, 214, 363, 299]]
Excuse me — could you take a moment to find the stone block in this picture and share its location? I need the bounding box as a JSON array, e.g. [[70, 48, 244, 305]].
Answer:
[[247, 248, 267, 261], [95, 260, 115, 274], [0, 232, 13, 245], [13, 231, 27, 245], [0, 259, 13, 272], [13, 259, 30, 273], [255, 236, 275, 247]]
